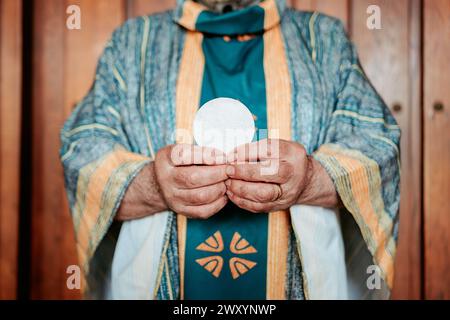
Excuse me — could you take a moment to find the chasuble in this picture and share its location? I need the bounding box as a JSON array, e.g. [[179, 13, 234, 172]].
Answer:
[[60, 0, 400, 300]]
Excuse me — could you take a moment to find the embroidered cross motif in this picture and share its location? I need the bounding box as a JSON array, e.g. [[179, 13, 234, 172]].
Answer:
[[195, 231, 257, 279]]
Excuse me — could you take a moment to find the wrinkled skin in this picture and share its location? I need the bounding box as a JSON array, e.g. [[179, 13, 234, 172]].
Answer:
[[153, 144, 229, 219], [116, 140, 340, 221], [196, 0, 261, 13], [224, 139, 310, 213]]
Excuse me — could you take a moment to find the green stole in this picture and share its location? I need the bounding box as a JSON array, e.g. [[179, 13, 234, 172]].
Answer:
[[175, 0, 291, 300]]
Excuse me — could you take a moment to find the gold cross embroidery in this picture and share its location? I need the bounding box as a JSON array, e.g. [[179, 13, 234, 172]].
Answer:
[[195, 231, 257, 279]]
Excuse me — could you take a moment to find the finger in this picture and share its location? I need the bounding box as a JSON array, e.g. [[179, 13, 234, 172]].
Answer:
[[171, 144, 226, 166], [225, 179, 281, 203], [180, 195, 228, 219], [226, 191, 273, 213], [225, 161, 291, 184], [174, 165, 228, 189], [227, 139, 280, 163], [176, 182, 226, 206]]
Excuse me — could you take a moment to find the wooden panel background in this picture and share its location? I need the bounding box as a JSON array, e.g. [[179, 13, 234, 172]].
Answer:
[[0, 0, 445, 299], [349, 0, 423, 300], [31, 0, 125, 300], [291, 0, 423, 300], [0, 0, 22, 299], [423, 0, 450, 300]]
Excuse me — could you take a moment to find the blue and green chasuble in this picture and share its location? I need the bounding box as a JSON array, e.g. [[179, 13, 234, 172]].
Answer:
[[185, 25, 269, 297], [60, 0, 401, 300], [177, 0, 292, 299]]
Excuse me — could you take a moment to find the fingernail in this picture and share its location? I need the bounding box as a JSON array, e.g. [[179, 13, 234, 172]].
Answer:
[[226, 165, 235, 176], [226, 152, 236, 163], [227, 190, 233, 197], [215, 154, 225, 164]]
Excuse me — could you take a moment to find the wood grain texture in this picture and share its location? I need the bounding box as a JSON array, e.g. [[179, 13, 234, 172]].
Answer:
[[30, 0, 179, 301], [127, 0, 176, 17], [31, 0, 125, 299], [351, 0, 422, 299], [0, 0, 22, 300], [423, 0, 450, 300], [24, 0, 448, 300]]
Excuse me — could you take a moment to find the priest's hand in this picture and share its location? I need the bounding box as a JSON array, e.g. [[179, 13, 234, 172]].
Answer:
[[224, 139, 340, 213], [153, 144, 229, 219]]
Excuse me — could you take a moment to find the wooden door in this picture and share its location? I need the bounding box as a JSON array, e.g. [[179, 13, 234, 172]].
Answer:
[[0, 0, 22, 299], [128, 0, 175, 17], [25, 0, 448, 300], [31, 0, 126, 299], [351, 0, 422, 300], [30, 0, 176, 300], [423, 0, 450, 300], [292, 0, 422, 300]]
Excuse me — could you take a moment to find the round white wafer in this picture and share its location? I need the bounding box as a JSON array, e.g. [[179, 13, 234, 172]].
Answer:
[[193, 97, 255, 153]]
